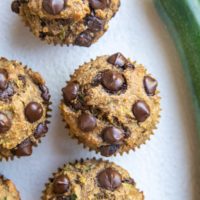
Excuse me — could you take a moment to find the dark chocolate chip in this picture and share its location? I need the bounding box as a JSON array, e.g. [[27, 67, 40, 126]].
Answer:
[[0, 112, 12, 133], [97, 168, 122, 191], [25, 102, 43, 123], [78, 113, 96, 132], [86, 16, 104, 32], [100, 144, 119, 157], [42, 0, 66, 15], [101, 70, 125, 92], [75, 31, 93, 47], [107, 53, 127, 68], [132, 100, 150, 122], [143, 76, 158, 96], [34, 123, 48, 139], [53, 175, 70, 194], [0, 83, 15, 101], [11, 0, 21, 14], [39, 85, 51, 102], [125, 62, 135, 69], [123, 178, 135, 185], [41, 20, 46, 27], [13, 139, 33, 157], [39, 32, 47, 40], [62, 82, 79, 103], [102, 127, 124, 144], [92, 73, 102, 86], [0, 71, 8, 91], [89, 0, 107, 10]]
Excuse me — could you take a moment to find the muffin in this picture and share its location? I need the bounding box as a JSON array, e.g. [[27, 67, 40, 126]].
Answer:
[[60, 53, 160, 157], [0, 175, 21, 200], [0, 57, 51, 160], [42, 158, 144, 200], [11, 0, 120, 47]]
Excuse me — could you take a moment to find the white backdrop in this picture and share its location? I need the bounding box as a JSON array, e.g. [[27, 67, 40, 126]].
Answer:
[[0, 1, 200, 200]]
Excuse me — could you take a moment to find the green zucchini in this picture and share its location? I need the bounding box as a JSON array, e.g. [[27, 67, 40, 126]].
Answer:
[[154, 0, 200, 139]]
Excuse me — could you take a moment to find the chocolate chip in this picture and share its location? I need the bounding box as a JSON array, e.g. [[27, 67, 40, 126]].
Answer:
[[11, 0, 21, 14], [75, 31, 93, 47], [101, 70, 125, 92], [97, 168, 122, 191], [0, 71, 8, 91], [86, 16, 104, 32], [0, 112, 12, 133], [123, 178, 135, 185], [78, 113, 96, 132], [89, 0, 107, 10], [13, 139, 33, 157], [102, 127, 124, 144], [144, 76, 158, 96], [107, 53, 127, 68], [34, 123, 48, 139], [100, 144, 119, 157], [132, 101, 150, 122], [39, 85, 50, 102], [42, 0, 66, 15], [25, 102, 43, 123], [62, 82, 79, 103], [39, 32, 47, 40], [125, 62, 135, 69], [53, 175, 70, 194], [0, 83, 15, 101]]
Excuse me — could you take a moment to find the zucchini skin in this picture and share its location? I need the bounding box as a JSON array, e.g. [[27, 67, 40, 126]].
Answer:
[[154, 0, 200, 138]]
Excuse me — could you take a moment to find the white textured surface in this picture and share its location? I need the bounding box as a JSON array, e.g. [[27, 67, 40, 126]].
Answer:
[[0, 0, 200, 200]]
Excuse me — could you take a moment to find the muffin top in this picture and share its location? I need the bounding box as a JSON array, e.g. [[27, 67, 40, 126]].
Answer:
[[0, 57, 51, 159], [60, 53, 160, 156], [42, 159, 144, 200], [14, 0, 119, 19], [0, 175, 20, 200], [11, 0, 120, 46]]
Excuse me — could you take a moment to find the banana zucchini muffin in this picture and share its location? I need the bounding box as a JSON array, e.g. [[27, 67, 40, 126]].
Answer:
[[42, 158, 144, 200], [0, 57, 51, 160], [60, 53, 160, 157], [11, 0, 120, 47], [0, 175, 21, 200]]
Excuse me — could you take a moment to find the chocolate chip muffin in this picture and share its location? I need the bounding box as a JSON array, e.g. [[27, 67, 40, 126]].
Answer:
[[0, 175, 21, 200], [11, 0, 120, 47], [42, 158, 144, 200], [60, 53, 160, 157], [0, 57, 51, 160]]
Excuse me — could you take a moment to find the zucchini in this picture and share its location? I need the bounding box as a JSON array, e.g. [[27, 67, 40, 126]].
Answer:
[[154, 0, 200, 139]]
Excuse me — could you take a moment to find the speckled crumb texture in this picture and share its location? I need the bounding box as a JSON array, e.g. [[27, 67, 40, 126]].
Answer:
[[0, 175, 21, 200], [60, 53, 161, 157], [11, 0, 120, 46], [0, 57, 51, 160], [42, 158, 144, 200]]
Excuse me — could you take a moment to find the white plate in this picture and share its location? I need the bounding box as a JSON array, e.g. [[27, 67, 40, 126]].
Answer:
[[0, 0, 200, 199]]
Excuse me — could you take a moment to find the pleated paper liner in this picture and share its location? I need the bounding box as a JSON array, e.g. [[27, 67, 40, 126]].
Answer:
[[41, 157, 144, 200], [59, 56, 161, 157], [0, 58, 52, 161], [0, 174, 21, 200]]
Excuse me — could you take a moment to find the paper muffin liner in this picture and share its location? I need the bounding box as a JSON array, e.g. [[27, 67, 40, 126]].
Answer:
[[0, 174, 21, 200], [60, 57, 161, 157], [14, 0, 121, 46], [41, 157, 144, 200], [0, 58, 52, 161]]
